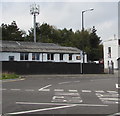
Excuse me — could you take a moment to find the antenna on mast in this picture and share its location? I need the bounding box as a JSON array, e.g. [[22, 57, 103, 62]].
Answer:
[[30, 3, 39, 43]]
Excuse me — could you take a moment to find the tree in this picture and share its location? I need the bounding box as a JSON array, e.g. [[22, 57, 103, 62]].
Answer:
[[1, 21, 26, 41], [1, 21, 103, 61], [87, 26, 102, 61]]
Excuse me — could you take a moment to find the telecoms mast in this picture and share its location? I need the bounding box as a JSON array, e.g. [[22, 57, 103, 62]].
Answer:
[[30, 4, 39, 43]]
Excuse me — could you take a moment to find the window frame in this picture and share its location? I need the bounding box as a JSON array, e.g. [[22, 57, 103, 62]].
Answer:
[[47, 53, 54, 61], [20, 53, 29, 61], [32, 53, 40, 60], [69, 54, 72, 60], [9, 56, 14, 61]]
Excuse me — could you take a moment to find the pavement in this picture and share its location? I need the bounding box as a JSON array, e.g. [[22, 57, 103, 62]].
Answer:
[[21, 73, 119, 79]]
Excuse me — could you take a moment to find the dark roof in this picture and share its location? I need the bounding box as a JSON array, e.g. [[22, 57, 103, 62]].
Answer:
[[1, 41, 81, 53]]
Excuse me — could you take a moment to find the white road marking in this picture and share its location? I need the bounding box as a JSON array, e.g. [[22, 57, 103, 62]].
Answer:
[[52, 96, 65, 100], [15, 101, 108, 107], [54, 89, 64, 92], [7, 104, 76, 115], [55, 92, 79, 96], [95, 90, 105, 93], [107, 91, 118, 93], [116, 84, 120, 89], [99, 98, 120, 101], [69, 90, 78, 92], [82, 90, 92, 93], [38, 84, 52, 91], [58, 81, 71, 85], [39, 89, 50, 92], [10, 89, 21, 91], [96, 93, 119, 98], [2, 78, 25, 82]]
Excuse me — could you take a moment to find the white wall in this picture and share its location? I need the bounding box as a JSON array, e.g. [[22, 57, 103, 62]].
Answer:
[[71, 54, 81, 63], [0, 52, 20, 61], [42, 53, 47, 62], [0, 52, 85, 63], [103, 39, 119, 69], [54, 54, 59, 62], [63, 54, 69, 62]]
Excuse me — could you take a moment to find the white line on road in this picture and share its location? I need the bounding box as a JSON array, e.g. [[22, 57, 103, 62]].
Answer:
[[16, 102, 108, 107], [95, 90, 105, 93], [107, 91, 118, 93], [0, 88, 7, 91], [39, 89, 50, 92], [10, 89, 21, 91], [7, 104, 76, 115], [69, 90, 78, 92], [58, 81, 71, 85], [99, 98, 120, 101], [38, 84, 52, 91], [55, 92, 79, 96], [82, 90, 92, 93], [54, 89, 64, 92]]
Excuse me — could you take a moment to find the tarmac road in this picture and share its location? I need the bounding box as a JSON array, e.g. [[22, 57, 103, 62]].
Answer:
[[2, 74, 120, 116]]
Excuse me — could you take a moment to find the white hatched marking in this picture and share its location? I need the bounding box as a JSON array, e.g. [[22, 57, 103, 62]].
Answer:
[[107, 91, 118, 93], [54, 89, 64, 92], [69, 90, 78, 92], [55, 92, 79, 96], [52, 96, 64, 100], [99, 97, 120, 101], [82, 90, 91, 93]]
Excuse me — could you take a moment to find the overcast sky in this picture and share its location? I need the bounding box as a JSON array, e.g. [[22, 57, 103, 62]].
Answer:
[[1, 0, 119, 41]]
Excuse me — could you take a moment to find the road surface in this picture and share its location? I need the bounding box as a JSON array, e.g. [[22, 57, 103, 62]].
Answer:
[[2, 74, 119, 115]]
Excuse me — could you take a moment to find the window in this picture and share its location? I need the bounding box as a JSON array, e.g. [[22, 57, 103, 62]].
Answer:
[[32, 53, 40, 60], [60, 54, 63, 60], [118, 39, 120, 45], [9, 56, 14, 61], [47, 53, 54, 60], [108, 47, 111, 58], [76, 56, 81, 60], [69, 54, 72, 60], [20, 53, 29, 60]]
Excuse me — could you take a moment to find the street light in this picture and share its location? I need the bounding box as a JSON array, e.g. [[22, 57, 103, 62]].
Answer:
[[82, 8, 94, 31], [81, 8, 94, 74]]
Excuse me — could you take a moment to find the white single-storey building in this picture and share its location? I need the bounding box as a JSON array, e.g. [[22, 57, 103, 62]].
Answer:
[[103, 38, 120, 70], [0, 41, 87, 63]]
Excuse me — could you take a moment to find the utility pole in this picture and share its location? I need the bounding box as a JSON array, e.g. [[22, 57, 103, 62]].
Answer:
[[30, 3, 39, 43]]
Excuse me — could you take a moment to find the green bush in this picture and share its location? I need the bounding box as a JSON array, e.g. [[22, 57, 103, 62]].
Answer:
[[0, 73, 19, 79]]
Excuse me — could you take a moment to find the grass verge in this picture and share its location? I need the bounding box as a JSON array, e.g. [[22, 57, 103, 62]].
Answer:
[[0, 73, 19, 80]]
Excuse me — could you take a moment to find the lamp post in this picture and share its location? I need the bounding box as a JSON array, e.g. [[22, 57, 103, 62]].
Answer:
[[82, 8, 94, 31], [81, 8, 94, 74]]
